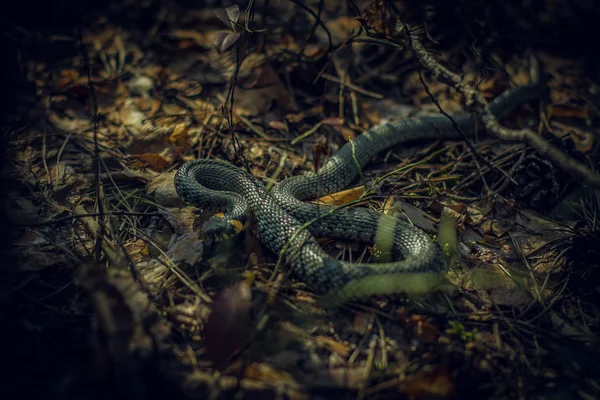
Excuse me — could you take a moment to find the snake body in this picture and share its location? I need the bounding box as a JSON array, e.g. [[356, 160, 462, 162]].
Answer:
[[174, 77, 544, 300]]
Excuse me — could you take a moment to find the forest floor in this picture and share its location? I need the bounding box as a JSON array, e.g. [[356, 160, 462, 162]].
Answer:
[[2, 1, 600, 399]]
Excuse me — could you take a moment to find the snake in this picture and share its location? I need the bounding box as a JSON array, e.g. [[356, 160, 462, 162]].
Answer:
[[174, 68, 544, 302]]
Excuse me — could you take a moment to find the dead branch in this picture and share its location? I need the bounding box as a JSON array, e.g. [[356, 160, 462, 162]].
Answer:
[[405, 26, 600, 189]]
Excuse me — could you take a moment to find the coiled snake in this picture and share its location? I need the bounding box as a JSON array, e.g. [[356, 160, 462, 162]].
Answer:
[[174, 69, 544, 301]]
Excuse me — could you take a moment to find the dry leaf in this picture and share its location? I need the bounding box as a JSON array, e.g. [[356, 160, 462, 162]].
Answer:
[[547, 103, 589, 120], [352, 311, 374, 335], [267, 120, 288, 132], [326, 367, 369, 389], [243, 363, 300, 389], [401, 367, 455, 400], [133, 153, 171, 171], [314, 336, 351, 357], [169, 29, 209, 47], [168, 233, 204, 266], [311, 136, 331, 172], [405, 315, 440, 344], [316, 186, 364, 206], [386, 199, 436, 233], [203, 281, 252, 369], [359, 0, 400, 37]]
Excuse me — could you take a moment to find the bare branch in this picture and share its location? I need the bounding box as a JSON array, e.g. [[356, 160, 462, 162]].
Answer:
[[406, 27, 600, 188]]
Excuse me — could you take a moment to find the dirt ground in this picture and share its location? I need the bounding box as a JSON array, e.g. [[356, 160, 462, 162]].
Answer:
[[2, 1, 600, 399]]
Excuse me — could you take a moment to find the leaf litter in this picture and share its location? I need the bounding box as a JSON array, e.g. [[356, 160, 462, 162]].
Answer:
[[3, 1, 600, 399]]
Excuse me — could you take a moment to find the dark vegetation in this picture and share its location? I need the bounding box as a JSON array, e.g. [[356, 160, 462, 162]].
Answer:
[[2, 0, 600, 399]]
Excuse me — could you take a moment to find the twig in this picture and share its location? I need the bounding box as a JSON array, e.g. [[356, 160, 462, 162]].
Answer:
[[286, 0, 334, 61], [78, 28, 105, 264], [406, 26, 600, 188], [320, 73, 384, 99]]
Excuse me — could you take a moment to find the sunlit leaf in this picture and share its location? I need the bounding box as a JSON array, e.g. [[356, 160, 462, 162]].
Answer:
[[316, 186, 364, 206]]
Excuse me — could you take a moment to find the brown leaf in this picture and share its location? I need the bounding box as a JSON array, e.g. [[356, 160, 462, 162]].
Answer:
[[314, 336, 351, 357], [316, 186, 364, 206], [124, 239, 150, 263], [352, 312, 374, 335], [203, 281, 252, 369], [325, 16, 362, 45], [311, 136, 331, 172], [546, 103, 589, 120], [243, 363, 299, 389], [133, 153, 171, 172], [359, 0, 400, 37], [401, 367, 455, 400], [267, 120, 288, 132], [168, 29, 209, 47], [167, 123, 190, 148], [167, 232, 204, 266], [54, 69, 80, 89], [326, 367, 369, 389], [405, 315, 440, 344], [549, 121, 595, 153], [233, 62, 297, 115]]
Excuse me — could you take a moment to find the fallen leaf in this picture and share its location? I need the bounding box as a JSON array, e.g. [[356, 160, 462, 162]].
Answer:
[[203, 280, 252, 369], [169, 29, 210, 48], [167, 231, 205, 266], [314, 336, 351, 357], [405, 315, 440, 344], [546, 103, 589, 120], [401, 367, 455, 400], [124, 239, 150, 263], [359, 0, 401, 37], [133, 153, 171, 171], [548, 121, 595, 153], [316, 186, 364, 205], [243, 363, 300, 389], [326, 367, 369, 389], [311, 136, 332, 172], [385, 199, 436, 233], [267, 120, 288, 132], [352, 311, 374, 335]]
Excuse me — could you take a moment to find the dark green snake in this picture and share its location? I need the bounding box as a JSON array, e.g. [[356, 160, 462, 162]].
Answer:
[[174, 71, 544, 301]]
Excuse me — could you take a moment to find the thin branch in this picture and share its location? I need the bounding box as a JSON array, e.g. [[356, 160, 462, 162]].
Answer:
[[406, 27, 600, 188]]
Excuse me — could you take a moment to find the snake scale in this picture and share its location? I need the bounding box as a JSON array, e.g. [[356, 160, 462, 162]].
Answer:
[[174, 69, 544, 301]]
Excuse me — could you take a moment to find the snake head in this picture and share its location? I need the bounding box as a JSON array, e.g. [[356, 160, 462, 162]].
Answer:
[[202, 215, 244, 242]]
